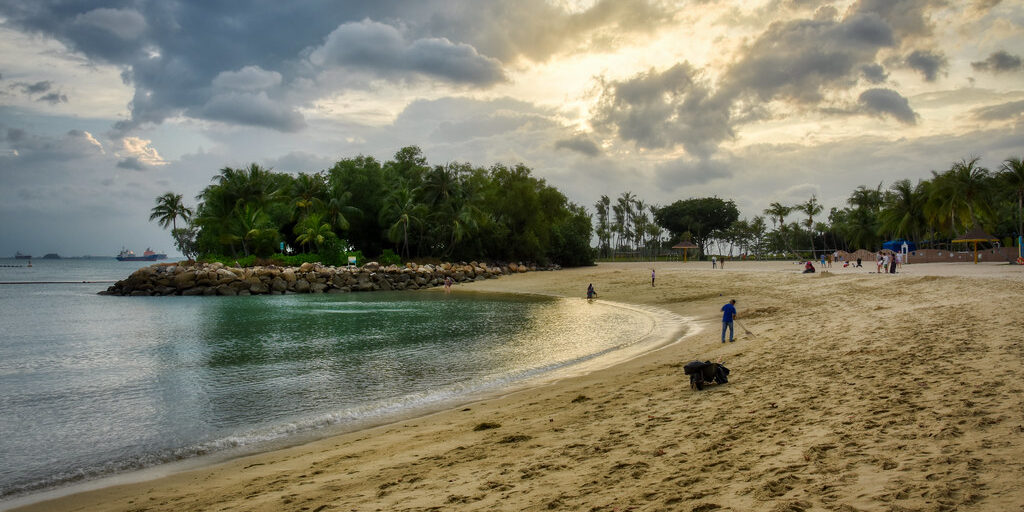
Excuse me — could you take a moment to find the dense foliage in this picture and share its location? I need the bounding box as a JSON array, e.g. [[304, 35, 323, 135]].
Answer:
[[595, 155, 1023, 259], [154, 147, 594, 266]]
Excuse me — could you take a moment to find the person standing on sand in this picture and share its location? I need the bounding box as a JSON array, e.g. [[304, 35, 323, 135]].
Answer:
[[712, 256, 717, 269], [587, 283, 596, 299], [721, 299, 737, 343], [651, 268, 655, 287]]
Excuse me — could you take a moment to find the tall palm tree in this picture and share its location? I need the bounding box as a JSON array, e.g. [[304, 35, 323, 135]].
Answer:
[[149, 192, 193, 231], [617, 191, 636, 252], [927, 158, 992, 236], [325, 186, 361, 233], [879, 179, 926, 241], [380, 187, 425, 259], [999, 156, 1024, 241], [847, 183, 883, 213], [289, 172, 327, 222], [764, 202, 791, 230], [594, 195, 611, 258], [798, 195, 823, 256]]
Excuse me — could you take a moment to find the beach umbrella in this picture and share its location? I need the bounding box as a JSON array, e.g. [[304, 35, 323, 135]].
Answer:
[[671, 240, 698, 262], [951, 225, 999, 264]]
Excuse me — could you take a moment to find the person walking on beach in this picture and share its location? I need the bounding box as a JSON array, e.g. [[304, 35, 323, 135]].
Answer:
[[587, 283, 596, 300], [651, 268, 655, 287], [712, 256, 717, 269], [444, 275, 454, 293], [721, 299, 737, 343]]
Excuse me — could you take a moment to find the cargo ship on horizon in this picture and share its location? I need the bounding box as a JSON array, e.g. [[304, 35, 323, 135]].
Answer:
[[116, 248, 167, 261]]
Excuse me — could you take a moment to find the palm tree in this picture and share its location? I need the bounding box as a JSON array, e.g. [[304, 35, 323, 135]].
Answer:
[[594, 195, 611, 258], [999, 156, 1024, 241], [764, 202, 791, 230], [324, 186, 361, 233], [847, 184, 883, 213], [927, 158, 992, 236], [232, 204, 274, 256], [149, 192, 193, 231], [879, 179, 926, 241], [798, 195, 823, 256], [617, 191, 636, 253], [380, 187, 426, 259], [294, 212, 334, 254], [290, 172, 327, 222]]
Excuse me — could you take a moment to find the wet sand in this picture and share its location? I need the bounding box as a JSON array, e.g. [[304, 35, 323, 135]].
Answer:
[[12, 260, 1024, 511]]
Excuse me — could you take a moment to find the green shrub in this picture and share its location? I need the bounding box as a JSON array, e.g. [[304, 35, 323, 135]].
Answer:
[[378, 249, 401, 266]]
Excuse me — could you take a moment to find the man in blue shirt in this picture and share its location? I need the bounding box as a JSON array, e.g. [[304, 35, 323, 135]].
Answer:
[[721, 299, 737, 343]]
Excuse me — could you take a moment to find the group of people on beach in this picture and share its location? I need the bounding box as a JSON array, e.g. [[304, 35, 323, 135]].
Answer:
[[876, 252, 901, 273]]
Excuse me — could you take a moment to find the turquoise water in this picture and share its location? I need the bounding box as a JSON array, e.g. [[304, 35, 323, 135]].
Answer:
[[0, 259, 671, 502]]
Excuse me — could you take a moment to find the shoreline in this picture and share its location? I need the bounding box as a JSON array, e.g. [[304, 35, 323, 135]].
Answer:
[[9, 261, 1024, 511], [2, 284, 689, 511]]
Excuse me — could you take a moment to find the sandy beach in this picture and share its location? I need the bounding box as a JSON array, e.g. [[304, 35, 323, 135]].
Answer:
[[12, 260, 1024, 512]]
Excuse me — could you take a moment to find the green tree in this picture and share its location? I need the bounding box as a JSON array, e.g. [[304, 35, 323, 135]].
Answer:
[[879, 179, 926, 241], [797, 195, 823, 256], [654, 197, 740, 257], [594, 195, 612, 258], [380, 186, 426, 259], [999, 156, 1024, 240], [149, 192, 193, 231], [294, 212, 335, 254]]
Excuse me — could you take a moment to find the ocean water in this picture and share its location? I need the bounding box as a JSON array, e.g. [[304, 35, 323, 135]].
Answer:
[[0, 258, 683, 504]]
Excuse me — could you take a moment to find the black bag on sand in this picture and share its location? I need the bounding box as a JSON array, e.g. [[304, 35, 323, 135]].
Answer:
[[684, 360, 730, 390]]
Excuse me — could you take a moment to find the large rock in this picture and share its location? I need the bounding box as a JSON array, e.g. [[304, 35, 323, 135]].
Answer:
[[294, 279, 311, 293], [174, 271, 197, 290], [271, 277, 288, 292]]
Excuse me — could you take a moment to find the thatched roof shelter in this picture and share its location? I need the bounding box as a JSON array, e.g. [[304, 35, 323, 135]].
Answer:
[[952, 225, 999, 264], [671, 240, 698, 262]]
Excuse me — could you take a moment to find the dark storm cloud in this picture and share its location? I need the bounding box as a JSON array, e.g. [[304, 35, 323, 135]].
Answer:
[[905, 49, 947, 82], [850, 0, 941, 40], [971, 51, 1023, 73], [861, 63, 889, 84], [554, 135, 602, 157], [594, 7, 911, 158], [971, 100, 1024, 121], [593, 63, 733, 158], [193, 91, 306, 132], [0, 0, 663, 134], [721, 13, 894, 103], [308, 19, 505, 85], [858, 88, 918, 124]]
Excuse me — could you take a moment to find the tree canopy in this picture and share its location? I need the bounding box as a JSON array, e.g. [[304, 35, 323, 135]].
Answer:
[[654, 197, 739, 256], [168, 147, 594, 266]]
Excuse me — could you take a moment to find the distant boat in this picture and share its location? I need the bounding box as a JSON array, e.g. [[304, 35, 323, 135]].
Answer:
[[43, 253, 61, 259], [116, 248, 168, 261], [15, 252, 32, 259]]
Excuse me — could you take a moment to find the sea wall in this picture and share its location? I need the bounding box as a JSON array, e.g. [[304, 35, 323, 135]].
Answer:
[[99, 261, 550, 296]]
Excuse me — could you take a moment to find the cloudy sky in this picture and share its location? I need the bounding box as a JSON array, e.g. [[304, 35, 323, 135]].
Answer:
[[1, 0, 1022, 257]]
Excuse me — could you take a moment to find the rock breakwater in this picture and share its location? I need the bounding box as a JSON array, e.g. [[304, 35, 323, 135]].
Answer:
[[99, 261, 551, 296]]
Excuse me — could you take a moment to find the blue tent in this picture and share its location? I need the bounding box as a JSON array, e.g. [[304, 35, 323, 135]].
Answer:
[[881, 239, 917, 252]]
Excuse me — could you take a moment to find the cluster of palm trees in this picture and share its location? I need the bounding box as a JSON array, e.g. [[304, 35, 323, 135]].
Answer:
[[759, 156, 1024, 256], [149, 147, 595, 266], [593, 192, 665, 259]]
